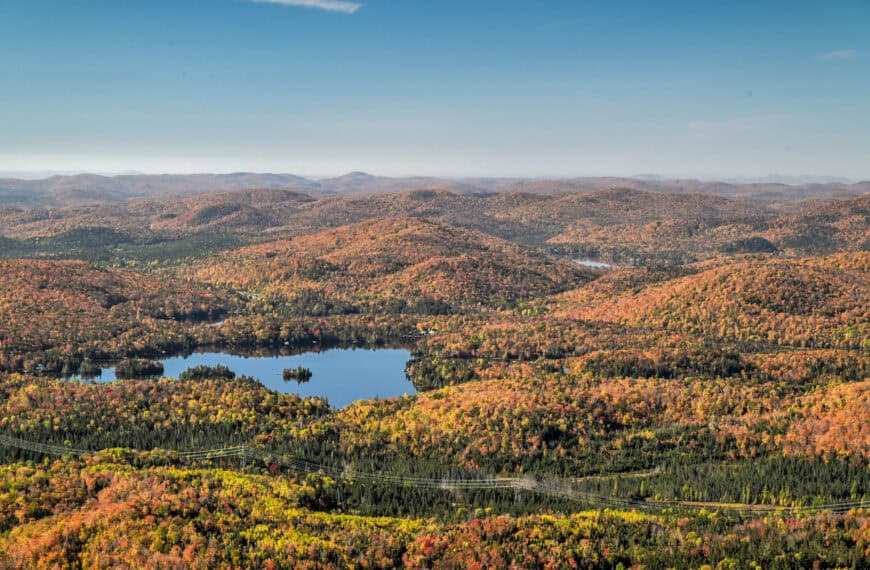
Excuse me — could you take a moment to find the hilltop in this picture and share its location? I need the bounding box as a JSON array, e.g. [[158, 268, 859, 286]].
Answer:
[[2, 171, 869, 209], [189, 217, 593, 312], [761, 193, 870, 254], [552, 252, 870, 350], [2, 188, 867, 268]]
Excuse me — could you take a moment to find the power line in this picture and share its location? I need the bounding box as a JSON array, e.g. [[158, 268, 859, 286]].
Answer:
[[0, 432, 867, 515]]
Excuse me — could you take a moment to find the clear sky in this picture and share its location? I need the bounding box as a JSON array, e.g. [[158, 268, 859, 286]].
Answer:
[[1, 0, 868, 179]]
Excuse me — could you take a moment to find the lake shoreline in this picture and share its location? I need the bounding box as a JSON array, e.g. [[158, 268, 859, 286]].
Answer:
[[65, 346, 417, 408]]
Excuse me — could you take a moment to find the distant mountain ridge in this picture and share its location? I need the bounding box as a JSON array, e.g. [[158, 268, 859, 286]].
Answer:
[[0, 171, 868, 209]]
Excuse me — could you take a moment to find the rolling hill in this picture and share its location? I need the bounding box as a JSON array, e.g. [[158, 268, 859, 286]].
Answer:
[[2, 171, 868, 209], [3, 188, 866, 268], [0, 260, 227, 372], [555, 252, 869, 349], [189, 218, 594, 312]]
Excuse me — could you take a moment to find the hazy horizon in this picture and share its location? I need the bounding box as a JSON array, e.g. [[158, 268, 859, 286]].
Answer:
[[0, 169, 864, 186], [2, 0, 868, 180]]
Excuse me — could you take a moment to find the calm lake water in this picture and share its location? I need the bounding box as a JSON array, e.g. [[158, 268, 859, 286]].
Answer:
[[82, 348, 416, 408], [575, 259, 614, 268]]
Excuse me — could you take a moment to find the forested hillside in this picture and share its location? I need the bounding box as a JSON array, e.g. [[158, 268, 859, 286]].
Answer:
[[2, 188, 866, 269], [0, 260, 228, 374], [189, 218, 593, 313], [0, 186, 867, 568]]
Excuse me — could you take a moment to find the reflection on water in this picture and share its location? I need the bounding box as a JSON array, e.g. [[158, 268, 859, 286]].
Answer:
[[76, 348, 415, 408]]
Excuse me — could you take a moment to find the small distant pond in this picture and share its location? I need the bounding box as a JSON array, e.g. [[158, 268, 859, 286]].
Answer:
[[575, 259, 614, 269], [76, 348, 416, 408]]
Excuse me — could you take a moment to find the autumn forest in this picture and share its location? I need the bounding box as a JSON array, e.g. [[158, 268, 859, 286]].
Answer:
[[0, 182, 867, 568]]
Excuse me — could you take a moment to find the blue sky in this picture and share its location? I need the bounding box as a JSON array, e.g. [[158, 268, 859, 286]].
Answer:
[[0, 0, 868, 178]]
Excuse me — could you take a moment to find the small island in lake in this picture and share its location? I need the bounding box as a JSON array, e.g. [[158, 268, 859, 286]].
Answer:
[[179, 364, 236, 381], [115, 358, 164, 379], [282, 366, 313, 383], [77, 359, 102, 379]]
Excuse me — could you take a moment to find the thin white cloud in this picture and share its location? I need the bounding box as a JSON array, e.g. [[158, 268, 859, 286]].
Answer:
[[815, 49, 858, 61], [249, 0, 361, 14]]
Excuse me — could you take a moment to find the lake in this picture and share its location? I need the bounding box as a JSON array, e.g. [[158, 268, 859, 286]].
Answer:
[[575, 259, 614, 268], [81, 348, 416, 408]]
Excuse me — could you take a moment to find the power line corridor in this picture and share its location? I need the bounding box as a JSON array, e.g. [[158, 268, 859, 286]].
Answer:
[[1, 432, 866, 516]]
